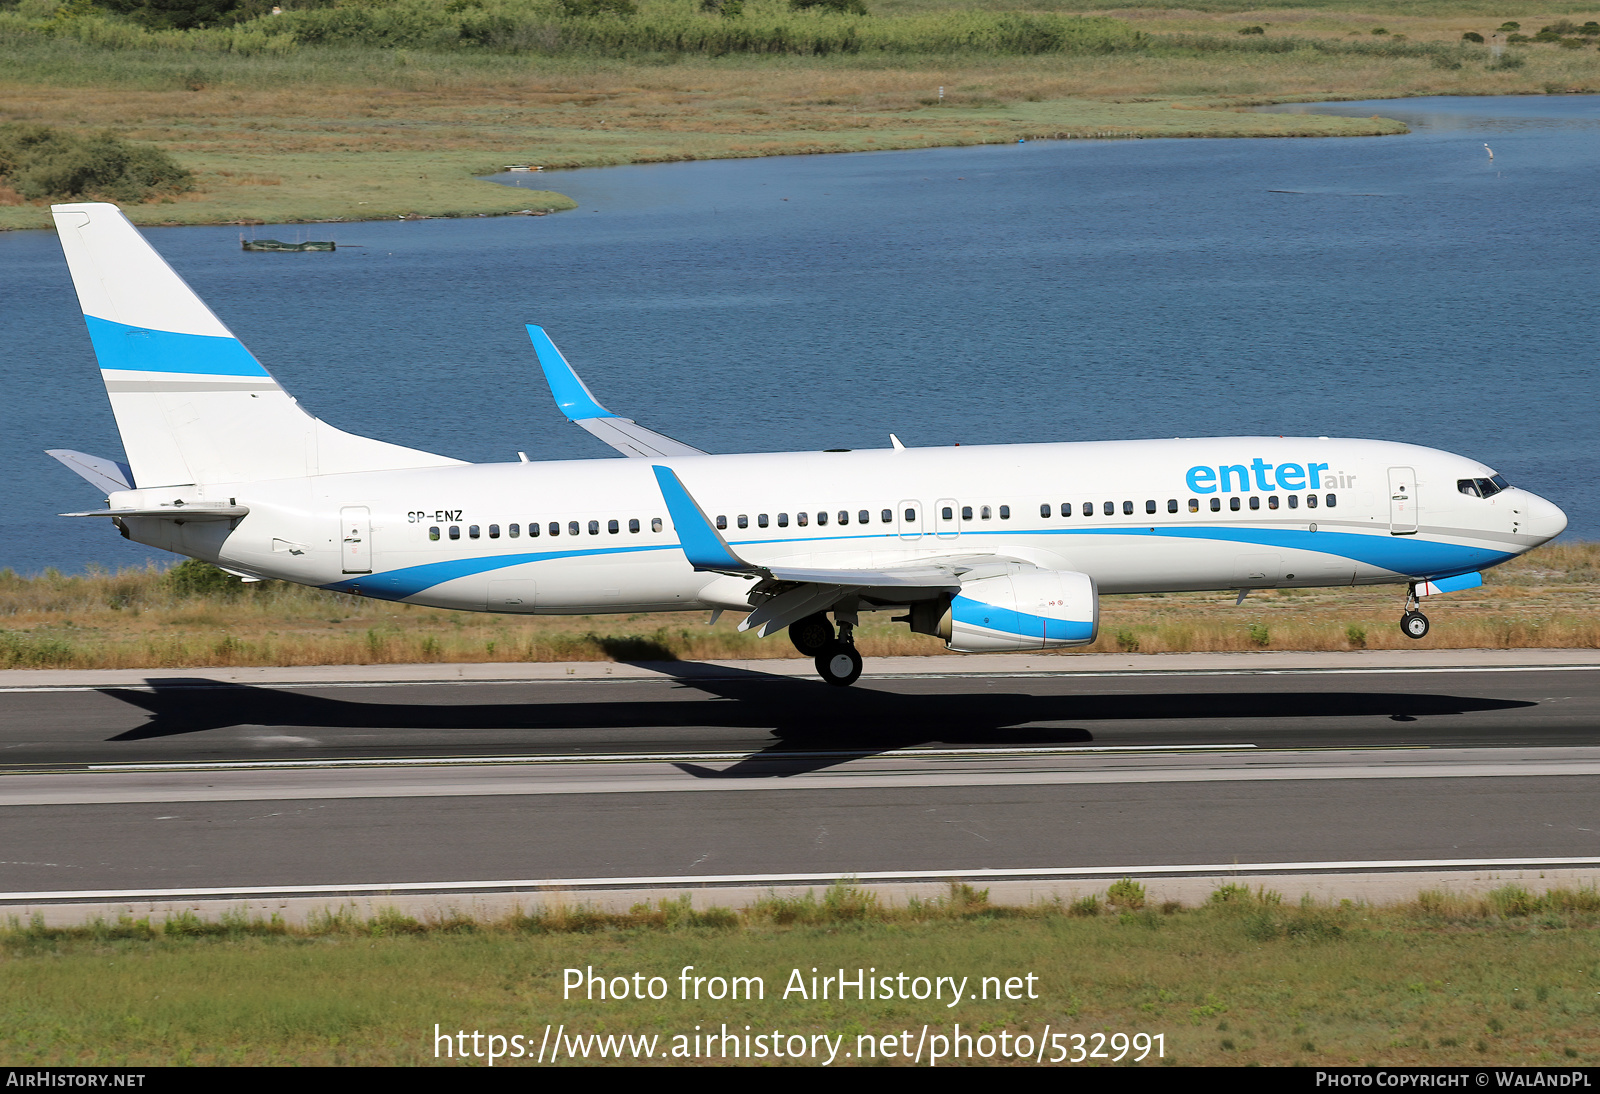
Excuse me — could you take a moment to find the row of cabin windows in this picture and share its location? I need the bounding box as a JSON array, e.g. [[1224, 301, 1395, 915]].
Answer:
[[429, 517, 665, 541], [1038, 495, 1338, 518], [712, 509, 904, 530], [940, 505, 1013, 521]]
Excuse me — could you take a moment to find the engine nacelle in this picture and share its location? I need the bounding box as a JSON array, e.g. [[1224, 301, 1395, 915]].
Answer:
[[911, 569, 1098, 653]]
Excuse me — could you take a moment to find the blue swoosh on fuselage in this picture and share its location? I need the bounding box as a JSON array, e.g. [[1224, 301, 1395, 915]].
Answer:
[[320, 526, 1512, 601]]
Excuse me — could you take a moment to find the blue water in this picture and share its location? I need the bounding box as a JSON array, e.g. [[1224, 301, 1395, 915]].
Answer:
[[1, 95, 1596, 575]]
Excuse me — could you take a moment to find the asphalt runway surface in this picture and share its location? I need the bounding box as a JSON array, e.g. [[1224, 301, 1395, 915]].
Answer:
[[3, 662, 1599, 895]]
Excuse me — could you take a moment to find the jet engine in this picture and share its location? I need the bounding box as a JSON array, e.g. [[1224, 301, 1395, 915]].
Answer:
[[905, 568, 1099, 653]]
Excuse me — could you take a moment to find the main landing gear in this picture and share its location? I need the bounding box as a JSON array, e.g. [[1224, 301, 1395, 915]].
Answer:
[[1400, 585, 1430, 640], [790, 611, 864, 687]]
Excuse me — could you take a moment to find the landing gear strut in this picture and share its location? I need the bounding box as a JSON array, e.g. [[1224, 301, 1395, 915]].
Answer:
[[1400, 585, 1430, 640], [813, 614, 863, 687]]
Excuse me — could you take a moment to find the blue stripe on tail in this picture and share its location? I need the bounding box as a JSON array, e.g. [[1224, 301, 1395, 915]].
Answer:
[[85, 315, 269, 377]]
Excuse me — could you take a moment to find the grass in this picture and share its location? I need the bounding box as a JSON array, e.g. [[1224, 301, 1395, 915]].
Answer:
[[6, 2, 1600, 228], [5, 880, 1600, 1065], [0, 542, 1596, 670]]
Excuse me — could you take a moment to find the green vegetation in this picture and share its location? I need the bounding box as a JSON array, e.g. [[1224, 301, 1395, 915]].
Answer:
[[0, 120, 190, 202], [4, 1, 1600, 227], [0, 543, 1596, 669], [6, 880, 1600, 1065]]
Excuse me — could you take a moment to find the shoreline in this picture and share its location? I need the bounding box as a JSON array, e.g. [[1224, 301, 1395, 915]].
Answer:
[[0, 92, 1405, 232]]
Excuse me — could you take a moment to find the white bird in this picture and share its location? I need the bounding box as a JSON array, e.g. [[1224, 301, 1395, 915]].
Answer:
[[1485, 143, 1494, 160]]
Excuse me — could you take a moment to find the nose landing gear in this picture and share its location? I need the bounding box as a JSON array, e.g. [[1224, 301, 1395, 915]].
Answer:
[[1400, 584, 1429, 640]]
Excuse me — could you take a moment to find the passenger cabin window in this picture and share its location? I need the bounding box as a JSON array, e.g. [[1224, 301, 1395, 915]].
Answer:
[[880, 509, 892, 523], [817, 511, 828, 526], [529, 522, 540, 537], [738, 515, 748, 529], [1146, 500, 1157, 515], [489, 524, 500, 539], [1306, 495, 1318, 509], [778, 513, 790, 527], [904, 508, 917, 522], [629, 518, 640, 533], [1039, 504, 1050, 518], [429, 526, 440, 541], [1103, 501, 1114, 516], [1083, 502, 1094, 517], [1326, 494, 1338, 507], [549, 522, 560, 536], [449, 525, 461, 539], [1061, 503, 1072, 518], [944, 506, 956, 521], [1249, 497, 1260, 511], [1267, 496, 1279, 510], [608, 519, 619, 534], [716, 515, 727, 530], [1121, 501, 1133, 516], [837, 510, 848, 525], [758, 514, 769, 528], [588, 520, 599, 535], [981, 506, 992, 520], [1209, 499, 1221, 512], [509, 523, 520, 538], [1229, 498, 1240, 512], [568, 521, 580, 536], [469, 525, 480, 539], [1189, 499, 1199, 513], [652, 517, 663, 532], [1287, 495, 1298, 510], [1167, 499, 1178, 514], [963, 506, 974, 521], [999, 505, 1010, 519], [858, 510, 869, 524], [798, 512, 809, 527]]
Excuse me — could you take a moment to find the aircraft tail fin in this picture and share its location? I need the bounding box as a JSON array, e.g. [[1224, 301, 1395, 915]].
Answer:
[[51, 202, 463, 488]]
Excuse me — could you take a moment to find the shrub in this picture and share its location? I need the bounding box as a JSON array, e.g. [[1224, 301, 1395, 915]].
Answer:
[[1497, 22, 1520, 32], [1237, 25, 1263, 36], [1462, 31, 1484, 43], [790, 0, 868, 14], [167, 558, 244, 599], [0, 123, 192, 203], [1345, 623, 1367, 649], [1247, 622, 1270, 647], [559, 0, 637, 17], [1107, 877, 1146, 910], [1371, 27, 1387, 35], [102, 0, 242, 31]]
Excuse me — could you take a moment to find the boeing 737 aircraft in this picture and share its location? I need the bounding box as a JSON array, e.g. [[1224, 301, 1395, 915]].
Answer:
[[46, 202, 1568, 686]]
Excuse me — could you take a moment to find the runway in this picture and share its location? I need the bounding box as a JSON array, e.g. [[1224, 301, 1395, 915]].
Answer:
[[3, 653, 1599, 904]]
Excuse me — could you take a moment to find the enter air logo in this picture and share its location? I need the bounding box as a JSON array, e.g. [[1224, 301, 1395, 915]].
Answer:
[[1185, 460, 1352, 494]]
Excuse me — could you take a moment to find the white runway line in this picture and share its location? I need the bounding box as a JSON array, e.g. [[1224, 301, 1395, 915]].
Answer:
[[7, 856, 1600, 905]]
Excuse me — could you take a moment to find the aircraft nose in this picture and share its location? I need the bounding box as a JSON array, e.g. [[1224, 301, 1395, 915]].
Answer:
[[1517, 490, 1568, 544]]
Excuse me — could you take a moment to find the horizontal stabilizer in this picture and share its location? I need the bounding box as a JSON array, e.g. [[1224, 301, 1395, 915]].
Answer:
[[528, 326, 706, 459], [46, 449, 134, 494], [61, 504, 249, 521]]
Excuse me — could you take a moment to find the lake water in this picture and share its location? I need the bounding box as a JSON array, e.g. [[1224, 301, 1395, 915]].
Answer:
[[1, 95, 1595, 575]]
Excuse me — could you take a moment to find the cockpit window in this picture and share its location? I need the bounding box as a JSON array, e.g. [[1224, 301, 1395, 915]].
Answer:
[[1460, 476, 1508, 499]]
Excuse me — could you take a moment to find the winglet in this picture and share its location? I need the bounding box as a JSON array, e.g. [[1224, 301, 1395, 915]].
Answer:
[[527, 325, 617, 421], [651, 465, 755, 573]]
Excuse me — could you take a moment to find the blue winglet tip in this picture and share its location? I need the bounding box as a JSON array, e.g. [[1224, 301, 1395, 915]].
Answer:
[[526, 324, 617, 421], [652, 465, 747, 572]]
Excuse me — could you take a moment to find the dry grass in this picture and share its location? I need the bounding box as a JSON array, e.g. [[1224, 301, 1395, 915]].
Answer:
[[2, 543, 1595, 670], [6, 880, 1600, 1066], [5, 5, 1600, 228]]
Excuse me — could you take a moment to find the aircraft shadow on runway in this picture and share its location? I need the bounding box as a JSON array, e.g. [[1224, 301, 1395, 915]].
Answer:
[[97, 663, 1538, 778]]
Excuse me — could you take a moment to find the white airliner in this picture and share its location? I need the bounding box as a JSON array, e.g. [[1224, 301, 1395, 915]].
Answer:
[[47, 202, 1568, 686]]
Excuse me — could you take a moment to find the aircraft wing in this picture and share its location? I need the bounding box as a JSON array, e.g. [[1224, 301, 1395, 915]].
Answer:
[[528, 326, 707, 458], [652, 465, 964, 636]]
